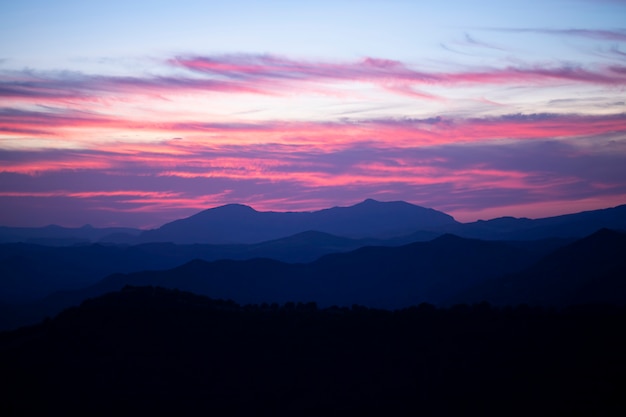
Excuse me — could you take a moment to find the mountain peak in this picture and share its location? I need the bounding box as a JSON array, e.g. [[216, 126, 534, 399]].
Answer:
[[357, 198, 408, 206], [571, 227, 625, 248], [589, 227, 622, 238], [432, 233, 468, 244], [142, 199, 457, 244], [213, 203, 257, 212], [193, 203, 258, 217], [360, 198, 380, 204]]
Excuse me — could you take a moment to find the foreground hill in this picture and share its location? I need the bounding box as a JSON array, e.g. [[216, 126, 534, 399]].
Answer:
[[1, 286, 624, 416]]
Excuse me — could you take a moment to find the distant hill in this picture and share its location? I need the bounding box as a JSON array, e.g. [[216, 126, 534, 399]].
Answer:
[[12, 234, 540, 331], [139, 199, 457, 244], [3, 229, 625, 331], [451, 228, 626, 306], [0, 231, 410, 303], [1, 200, 625, 245], [441, 204, 626, 240], [0, 224, 142, 245]]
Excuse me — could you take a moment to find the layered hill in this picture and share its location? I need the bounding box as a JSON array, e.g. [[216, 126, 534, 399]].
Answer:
[[1, 200, 625, 245], [25, 235, 541, 325], [29, 229, 626, 323], [444, 204, 626, 240], [3, 229, 625, 332], [0, 231, 411, 303], [0, 224, 142, 245], [452, 228, 626, 307]]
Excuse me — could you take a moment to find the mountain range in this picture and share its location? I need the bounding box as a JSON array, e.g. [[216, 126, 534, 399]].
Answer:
[[1, 201, 626, 416], [0, 231, 446, 304], [1, 200, 625, 331], [55, 229, 626, 308], [140, 198, 456, 244], [3, 199, 625, 245], [40, 234, 539, 309], [2, 228, 624, 331]]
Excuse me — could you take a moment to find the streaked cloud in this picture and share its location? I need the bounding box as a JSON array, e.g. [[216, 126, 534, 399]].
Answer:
[[492, 28, 626, 42], [2, 0, 626, 228], [1, 112, 624, 226], [2, 54, 625, 107], [2, 107, 624, 149]]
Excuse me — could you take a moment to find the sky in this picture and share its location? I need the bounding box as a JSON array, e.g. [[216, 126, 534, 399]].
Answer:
[[1, 0, 626, 228]]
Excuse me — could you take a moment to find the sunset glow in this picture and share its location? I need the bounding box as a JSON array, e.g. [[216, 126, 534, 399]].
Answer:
[[1, 0, 625, 227]]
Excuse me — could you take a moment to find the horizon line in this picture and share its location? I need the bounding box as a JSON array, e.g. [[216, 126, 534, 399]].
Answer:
[[2, 198, 624, 230]]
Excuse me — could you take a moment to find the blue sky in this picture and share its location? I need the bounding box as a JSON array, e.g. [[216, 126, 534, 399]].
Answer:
[[4, 0, 624, 68]]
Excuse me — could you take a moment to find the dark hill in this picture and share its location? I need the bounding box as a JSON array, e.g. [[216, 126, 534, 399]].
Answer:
[[0, 231, 401, 304], [452, 228, 626, 306], [244, 230, 389, 262], [1, 286, 624, 416], [31, 234, 540, 324]]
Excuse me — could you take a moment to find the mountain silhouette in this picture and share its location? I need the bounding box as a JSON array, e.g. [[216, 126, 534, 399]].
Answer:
[[0, 224, 142, 245], [2, 202, 626, 331], [2, 285, 624, 416], [13, 228, 622, 333], [17, 234, 540, 329], [0, 231, 416, 304], [440, 204, 626, 240], [139, 199, 458, 244], [1, 201, 625, 245], [452, 228, 626, 306]]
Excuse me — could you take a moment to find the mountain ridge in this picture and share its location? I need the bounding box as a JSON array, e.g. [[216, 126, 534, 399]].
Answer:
[[2, 228, 624, 332], [139, 198, 458, 244], [450, 228, 626, 306], [2, 200, 625, 245], [12, 233, 542, 329]]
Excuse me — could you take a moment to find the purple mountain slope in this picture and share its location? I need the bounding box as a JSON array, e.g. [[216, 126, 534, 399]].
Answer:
[[139, 199, 457, 244], [439, 204, 626, 240], [1, 201, 625, 245]]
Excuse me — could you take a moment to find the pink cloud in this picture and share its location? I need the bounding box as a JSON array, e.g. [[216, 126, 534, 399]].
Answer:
[[2, 54, 625, 108], [3, 108, 624, 152], [0, 70, 269, 103], [493, 28, 626, 42], [2, 133, 625, 227], [0, 108, 141, 137], [2, 50, 626, 226], [173, 54, 626, 88], [0, 190, 181, 199]]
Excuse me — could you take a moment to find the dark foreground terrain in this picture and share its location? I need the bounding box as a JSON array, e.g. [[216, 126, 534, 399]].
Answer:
[[1, 286, 625, 416]]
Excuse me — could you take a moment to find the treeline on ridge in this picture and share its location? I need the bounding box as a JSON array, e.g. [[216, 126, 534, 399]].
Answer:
[[1, 285, 624, 417]]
